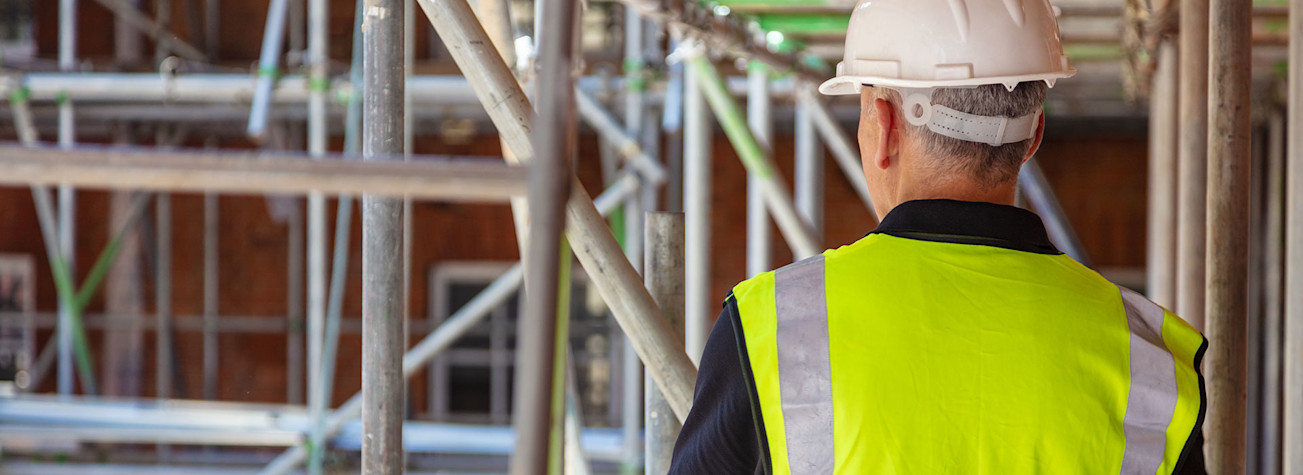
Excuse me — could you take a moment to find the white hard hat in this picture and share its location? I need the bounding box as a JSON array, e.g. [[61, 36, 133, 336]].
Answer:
[[818, 0, 1076, 95]]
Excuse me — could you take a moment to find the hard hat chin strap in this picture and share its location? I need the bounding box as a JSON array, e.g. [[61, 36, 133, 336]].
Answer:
[[894, 88, 1041, 147]]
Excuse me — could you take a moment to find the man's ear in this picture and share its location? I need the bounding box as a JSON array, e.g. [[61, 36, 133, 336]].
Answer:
[[872, 97, 898, 170], [1022, 112, 1046, 164]]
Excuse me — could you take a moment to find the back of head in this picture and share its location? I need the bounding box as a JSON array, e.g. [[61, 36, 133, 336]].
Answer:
[[877, 83, 1048, 187]]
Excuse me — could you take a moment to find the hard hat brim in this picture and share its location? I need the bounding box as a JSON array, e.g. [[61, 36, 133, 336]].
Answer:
[[818, 69, 1078, 96]]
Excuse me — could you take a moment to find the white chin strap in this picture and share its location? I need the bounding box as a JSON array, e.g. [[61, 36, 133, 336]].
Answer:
[[897, 88, 1041, 146]]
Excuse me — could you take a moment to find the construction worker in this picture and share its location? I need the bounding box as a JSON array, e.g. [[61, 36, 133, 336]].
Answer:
[[668, 0, 1206, 472]]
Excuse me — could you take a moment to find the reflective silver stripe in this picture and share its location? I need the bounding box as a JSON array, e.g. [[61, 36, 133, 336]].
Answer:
[[1117, 286, 1179, 474], [774, 255, 834, 474]]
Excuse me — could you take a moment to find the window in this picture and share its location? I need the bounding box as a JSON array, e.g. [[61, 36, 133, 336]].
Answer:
[[0, 0, 34, 63], [0, 254, 34, 393], [426, 262, 621, 426]]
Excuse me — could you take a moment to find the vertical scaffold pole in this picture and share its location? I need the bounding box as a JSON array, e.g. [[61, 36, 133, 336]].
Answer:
[[794, 89, 824, 242], [682, 43, 712, 364], [205, 0, 220, 58], [1262, 110, 1284, 475], [1176, 0, 1210, 331], [1203, 0, 1252, 467], [663, 38, 686, 214], [1281, 0, 1303, 465], [620, 11, 646, 472], [287, 193, 304, 406], [644, 212, 686, 474], [361, 0, 405, 472], [802, 89, 877, 220], [1147, 42, 1179, 309], [202, 193, 219, 400], [56, 0, 77, 399], [511, 0, 578, 471], [746, 62, 773, 276], [306, 0, 329, 471], [156, 191, 172, 401]]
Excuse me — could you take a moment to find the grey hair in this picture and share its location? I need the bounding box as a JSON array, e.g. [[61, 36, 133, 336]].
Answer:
[[876, 82, 1048, 187]]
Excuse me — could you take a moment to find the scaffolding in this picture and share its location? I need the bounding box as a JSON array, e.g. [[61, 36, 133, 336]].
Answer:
[[0, 0, 1293, 472]]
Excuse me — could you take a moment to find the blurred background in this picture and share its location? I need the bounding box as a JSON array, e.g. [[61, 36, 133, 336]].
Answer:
[[0, 0, 1291, 472]]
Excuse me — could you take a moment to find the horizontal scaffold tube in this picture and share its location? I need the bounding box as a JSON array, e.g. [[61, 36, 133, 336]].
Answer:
[[0, 74, 784, 105], [0, 144, 526, 202]]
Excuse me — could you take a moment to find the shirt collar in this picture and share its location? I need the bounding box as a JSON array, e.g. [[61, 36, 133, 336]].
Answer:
[[869, 199, 1062, 255]]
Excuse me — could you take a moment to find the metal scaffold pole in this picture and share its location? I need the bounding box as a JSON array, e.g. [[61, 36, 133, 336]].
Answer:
[[153, 0, 171, 62], [511, 0, 578, 469], [746, 62, 773, 276], [113, 0, 141, 68], [1176, 0, 1210, 331], [56, 0, 78, 399], [288, 196, 304, 406], [1282, 0, 1303, 465], [306, 0, 330, 471], [248, 0, 291, 141], [1262, 110, 1285, 475], [663, 39, 686, 215], [471, 0, 530, 255], [643, 212, 685, 474], [0, 146, 526, 199], [154, 129, 180, 406], [620, 12, 646, 472], [794, 88, 824, 242], [403, 0, 415, 336], [361, 0, 405, 472], [1019, 158, 1091, 266], [1147, 41, 1179, 309], [205, 0, 220, 58], [682, 48, 712, 364], [155, 191, 172, 401], [202, 192, 219, 400], [1203, 0, 1252, 467]]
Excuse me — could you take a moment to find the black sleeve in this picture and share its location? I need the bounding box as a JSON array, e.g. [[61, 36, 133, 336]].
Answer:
[[668, 296, 770, 475], [1173, 339, 1209, 475], [1173, 429, 1205, 475]]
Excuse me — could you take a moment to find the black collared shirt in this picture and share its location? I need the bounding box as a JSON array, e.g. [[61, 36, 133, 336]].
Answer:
[[667, 199, 1206, 475]]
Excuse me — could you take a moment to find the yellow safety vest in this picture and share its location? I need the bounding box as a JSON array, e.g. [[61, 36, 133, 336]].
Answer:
[[733, 232, 1206, 474]]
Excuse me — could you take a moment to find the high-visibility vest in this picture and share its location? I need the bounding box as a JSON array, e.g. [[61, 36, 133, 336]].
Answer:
[[732, 232, 1206, 475]]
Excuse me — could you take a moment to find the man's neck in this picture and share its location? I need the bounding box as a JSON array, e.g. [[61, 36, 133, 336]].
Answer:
[[894, 170, 1018, 209]]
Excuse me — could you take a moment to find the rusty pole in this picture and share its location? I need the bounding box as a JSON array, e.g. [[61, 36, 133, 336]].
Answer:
[[1203, 0, 1252, 467]]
